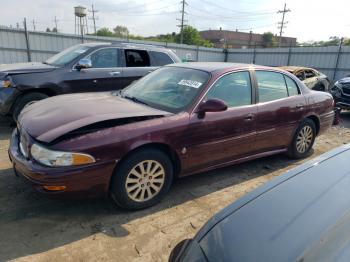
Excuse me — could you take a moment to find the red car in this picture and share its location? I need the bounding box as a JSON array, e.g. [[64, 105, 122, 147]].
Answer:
[[9, 63, 335, 210]]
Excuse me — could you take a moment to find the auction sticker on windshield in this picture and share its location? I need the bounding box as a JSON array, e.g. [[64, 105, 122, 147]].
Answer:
[[178, 79, 203, 88]]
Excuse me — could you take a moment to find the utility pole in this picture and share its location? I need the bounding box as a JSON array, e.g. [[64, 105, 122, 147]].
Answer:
[[32, 19, 36, 31], [277, 3, 291, 47], [23, 18, 31, 62], [89, 4, 98, 35], [177, 0, 188, 44], [54, 16, 58, 33]]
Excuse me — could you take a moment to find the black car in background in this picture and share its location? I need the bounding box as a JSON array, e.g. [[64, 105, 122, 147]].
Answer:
[[0, 43, 180, 119], [170, 144, 350, 262], [331, 76, 350, 110]]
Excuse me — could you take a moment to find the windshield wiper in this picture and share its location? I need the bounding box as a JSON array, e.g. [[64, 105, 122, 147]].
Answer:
[[122, 95, 149, 106]]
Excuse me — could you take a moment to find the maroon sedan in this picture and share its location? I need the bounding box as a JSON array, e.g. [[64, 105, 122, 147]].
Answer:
[[9, 63, 334, 210]]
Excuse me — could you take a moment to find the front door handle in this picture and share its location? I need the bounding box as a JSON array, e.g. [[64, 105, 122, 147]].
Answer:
[[244, 113, 254, 121], [109, 71, 121, 77]]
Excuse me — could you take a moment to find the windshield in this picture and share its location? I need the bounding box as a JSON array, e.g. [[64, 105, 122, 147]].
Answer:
[[121, 67, 211, 113], [45, 45, 90, 66]]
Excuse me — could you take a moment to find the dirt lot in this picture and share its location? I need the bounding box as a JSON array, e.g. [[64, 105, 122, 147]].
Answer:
[[1, 114, 350, 262]]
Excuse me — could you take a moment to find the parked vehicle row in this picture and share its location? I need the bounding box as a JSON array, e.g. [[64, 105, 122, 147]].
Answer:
[[0, 43, 180, 120], [9, 62, 335, 210]]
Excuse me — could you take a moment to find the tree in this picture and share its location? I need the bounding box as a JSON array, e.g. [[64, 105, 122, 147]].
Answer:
[[298, 36, 349, 47], [46, 28, 51, 32], [175, 26, 213, 47], [52, 27, 57, 33], [344, 38, 350, 46], [262, 32, 277, 48], [96, 27, 114, 37], [113, 25, 129, 38]]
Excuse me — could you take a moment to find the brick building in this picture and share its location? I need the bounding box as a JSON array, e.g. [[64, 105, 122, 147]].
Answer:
[[200, 29, 297, 49]]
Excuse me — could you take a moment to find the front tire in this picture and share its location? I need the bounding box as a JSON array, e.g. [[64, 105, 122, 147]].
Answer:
[[12, 92, 48, 122], [110, 149, 173, 210], [288, 119, 316, 159]]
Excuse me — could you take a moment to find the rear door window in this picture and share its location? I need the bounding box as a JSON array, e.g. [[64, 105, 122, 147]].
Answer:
[[284, 75, 300, 96], [256, 71, 288, 103], [124, 49, 150, 67], [149, 51, 174, 66]]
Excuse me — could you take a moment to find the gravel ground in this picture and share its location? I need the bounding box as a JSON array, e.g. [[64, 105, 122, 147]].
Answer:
[[1, 114, 350, 262]]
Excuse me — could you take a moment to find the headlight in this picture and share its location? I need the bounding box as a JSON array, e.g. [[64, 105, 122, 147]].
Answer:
[[31, 143, 95, 167], [0, 79, 12, 88]]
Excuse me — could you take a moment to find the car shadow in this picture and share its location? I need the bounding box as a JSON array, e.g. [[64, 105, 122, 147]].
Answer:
[[0, 148, 305, 261], [0, 116, 13, 140]]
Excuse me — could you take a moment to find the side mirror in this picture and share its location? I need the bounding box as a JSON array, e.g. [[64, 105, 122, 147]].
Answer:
[[75, 58, 92, 71], [196, 98, 228, 114]]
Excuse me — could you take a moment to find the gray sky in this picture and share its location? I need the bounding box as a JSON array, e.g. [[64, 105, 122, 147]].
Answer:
[[0, 0, 349, 42]]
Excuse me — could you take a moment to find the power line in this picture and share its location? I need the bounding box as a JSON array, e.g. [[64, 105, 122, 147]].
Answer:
[[104, 0, 173, 13], [89, 4, 98, 34], [195, 0, 275, 15], [112, 3, 179, 15], [188, 3, 275, 19], [277, 3, 291, 47], [177, 0, 188, 44], [114, 11, 178, 17]]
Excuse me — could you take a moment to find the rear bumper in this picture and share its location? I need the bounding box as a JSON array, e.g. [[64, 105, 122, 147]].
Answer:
[[0, 87, 19, 115], [8, 129, 116, 198], [319, 110, 335, 135]]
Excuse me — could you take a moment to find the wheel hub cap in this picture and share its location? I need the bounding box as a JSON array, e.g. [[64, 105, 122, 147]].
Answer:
[[125, 160, 165, 202], [296, 126, 313, 153]]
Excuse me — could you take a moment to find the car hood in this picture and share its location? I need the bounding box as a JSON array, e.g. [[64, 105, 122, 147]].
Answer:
[[18, 92, 172, 143], [0, 62, 57, 75], [338, 77, 350, 84], [197, 144, 350, 261]]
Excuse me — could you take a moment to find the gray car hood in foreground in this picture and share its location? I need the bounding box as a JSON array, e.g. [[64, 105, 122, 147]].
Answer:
[[19, 92, 171, 143], [196, 144, 350, 262]]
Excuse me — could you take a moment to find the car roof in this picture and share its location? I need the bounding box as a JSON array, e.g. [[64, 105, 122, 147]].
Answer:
[[195, 144, 350, 261], [80, 42, 168, 51], [167, 62, 282, 73]]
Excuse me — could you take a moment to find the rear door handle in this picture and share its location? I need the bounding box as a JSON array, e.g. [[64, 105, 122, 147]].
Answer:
[[244, 113, 254, 121], [109, 71, 121, 77]]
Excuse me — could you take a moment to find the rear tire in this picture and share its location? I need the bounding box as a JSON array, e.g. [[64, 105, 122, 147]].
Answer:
[[110, 148, 173, 210], [12, 92, 48, 122], [287, 119, 316, 159]]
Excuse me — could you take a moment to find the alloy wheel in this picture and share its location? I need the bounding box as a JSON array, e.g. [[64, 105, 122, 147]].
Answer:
[[125, 160, 165, 202], [296, 126, 313, 153]]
